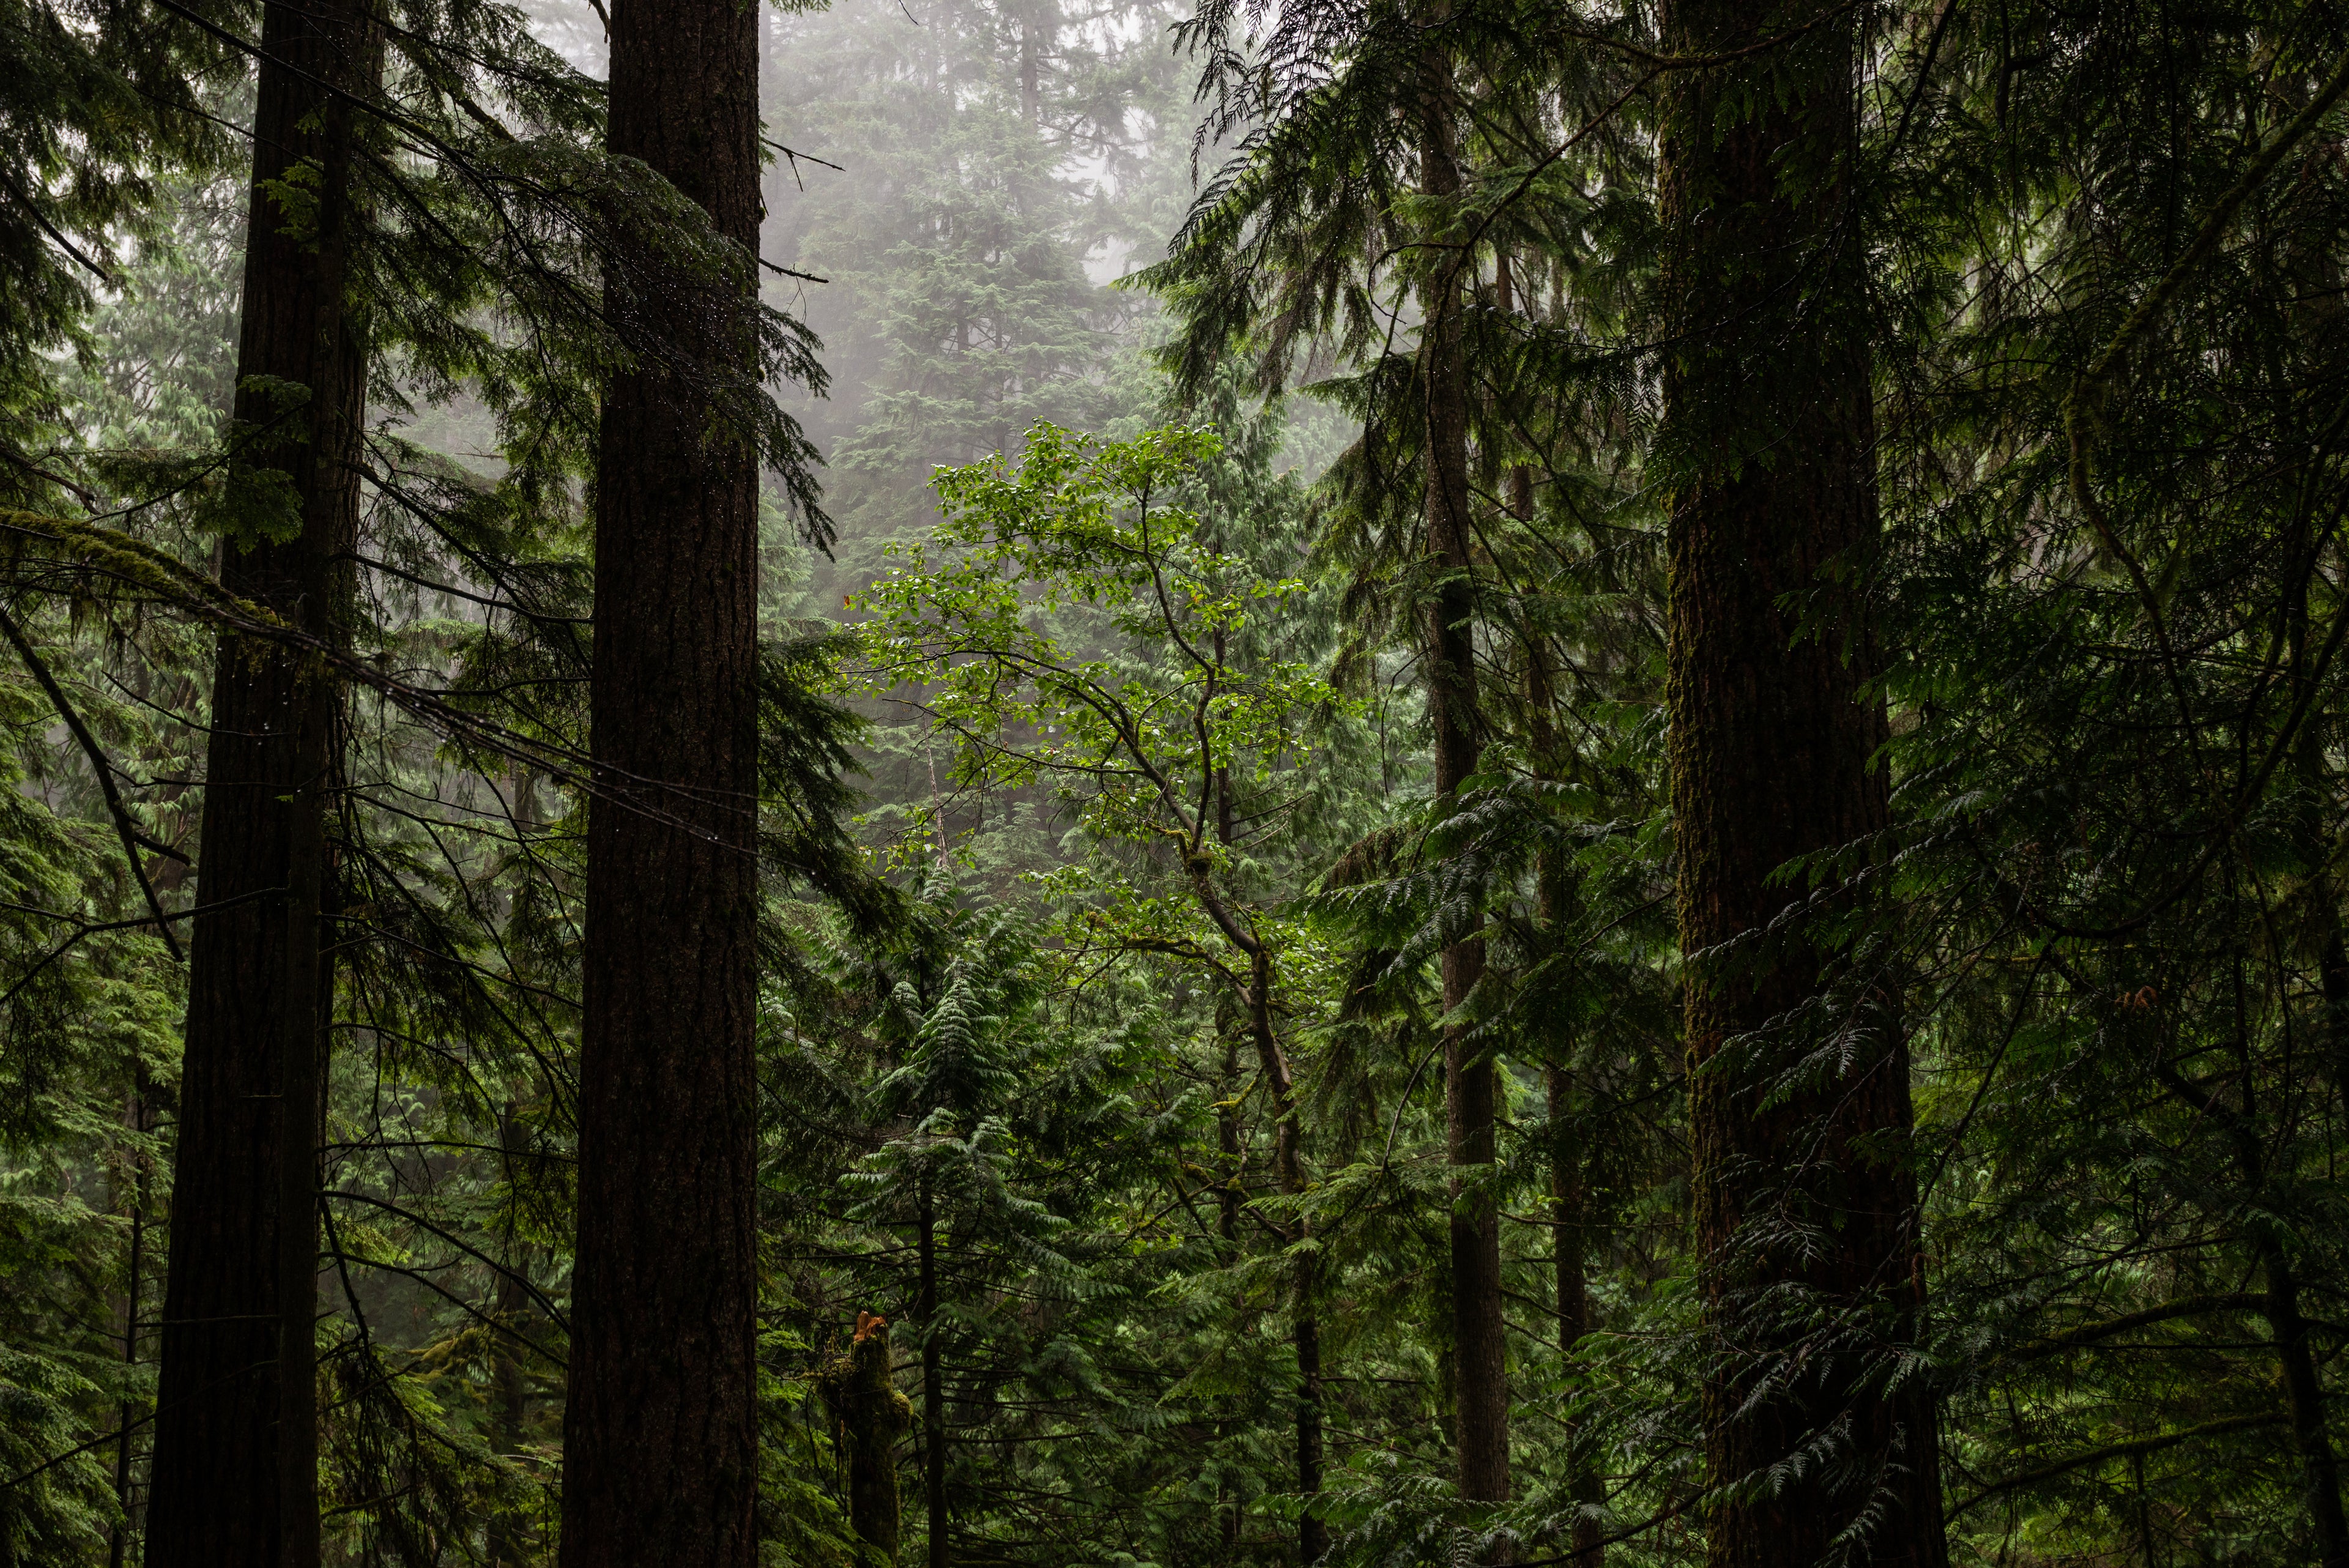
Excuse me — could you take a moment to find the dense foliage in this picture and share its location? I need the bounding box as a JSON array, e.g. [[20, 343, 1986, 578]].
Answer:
[[4, 0, 2349, 1562]]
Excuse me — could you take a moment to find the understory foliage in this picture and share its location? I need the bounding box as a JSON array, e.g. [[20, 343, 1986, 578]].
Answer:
[[4, 0, 2349, 1562]]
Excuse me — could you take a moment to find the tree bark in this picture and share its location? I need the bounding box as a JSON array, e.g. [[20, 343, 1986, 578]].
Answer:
[[920, 1185, 949, 1568], [1244, 948, 1326, 1566], [146, 0, 369, 1558], [1527, 639, 1602, 1568], [823, 1317, 913, 1567], [558, 0, 764, 1558], [487, 1101, 534, 1568], [1546, 1063, 1604, 1568], [2262, 1246, 2349, 1567], [110, 1075, 150, 1568], [1419, 46, 1508, 1534], [1657, 0, 1945, 1562]]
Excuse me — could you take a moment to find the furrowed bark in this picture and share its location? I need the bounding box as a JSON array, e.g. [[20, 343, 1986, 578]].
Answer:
[[146, 0, 369, 1557], [1657, 0, 1945, 1560], [558, 0, 764, 1556], [1419, 46, 1508, 1535]]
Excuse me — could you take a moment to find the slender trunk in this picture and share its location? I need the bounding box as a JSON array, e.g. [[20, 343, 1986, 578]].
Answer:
[[2262, 1246, 2349, 1566], [2323, 923, 2349, 1124], [1214, 1000, 1242, 1556], [111, 1077, 150, 1568], [559, 0, 763, 1558], [1419, 50, 1508, 1531], [487, 1102, 532, 1568], [1657, 0, 1943, 1560], [920, 1186, 949, 1568], [147, 0, 369, 1557], [1019, 14, 1040, 127], [1247, 950, 1325, 1565], [1546, 1067, 1605, 1568], [1527, 639, 1602, 1567], [1216, 1001, 1244, 1247]]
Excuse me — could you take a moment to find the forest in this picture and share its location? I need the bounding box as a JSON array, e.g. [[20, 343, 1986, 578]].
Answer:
[[2, 0, 2347, 1561]]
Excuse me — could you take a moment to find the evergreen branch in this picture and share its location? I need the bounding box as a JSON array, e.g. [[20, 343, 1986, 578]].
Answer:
[[2007, 1293, 2270, 1362], [1947, 1413, 2288, 1518], [0, 600, 185, 961]]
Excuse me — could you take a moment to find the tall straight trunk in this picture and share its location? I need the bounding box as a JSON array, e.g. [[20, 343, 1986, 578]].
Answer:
[[2262, 1246, 2349, 1566], [147, 0, 369, 1557], [1526, 640, 1602, 1568], [2181, 1011, 2349, 1566], [1419, 46, 1507, 1529], [1214, 999, 1243, 1557], [1243, 949, 1325, 1566], [560, 0, 763, 1561], [487, 1101, 533, 1568], [1545, 1068, 1603, 1568], [1657, 0, 1944, 1562], [110, 1075, 150, 1568], [919, 1186, 949, 1568]]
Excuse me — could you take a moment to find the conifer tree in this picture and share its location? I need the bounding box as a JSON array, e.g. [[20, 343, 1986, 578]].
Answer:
[[146, 2, 377, 1558], [1655, 0, 1944, 1560], [560, 0, 779, 1559]]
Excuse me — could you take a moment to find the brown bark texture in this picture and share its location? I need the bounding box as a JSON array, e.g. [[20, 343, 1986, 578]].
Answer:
[[558, 0, 764, 1558], [145, 0, 369, 1557], [1657, 0, 1945, 1562], [1419, 62, 1509, 1525]]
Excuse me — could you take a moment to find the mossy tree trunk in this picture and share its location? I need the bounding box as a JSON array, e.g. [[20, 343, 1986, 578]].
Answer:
[[823, 1318, 913, 1566]]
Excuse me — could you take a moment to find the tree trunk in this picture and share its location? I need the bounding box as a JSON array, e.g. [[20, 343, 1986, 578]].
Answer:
[[1245, 949, 1326, 1566], [823, 1318, 913, 1566], [2262, 1246, 2349, 1566], [487, 1101, 533, 1568], [558, 0, 764, 1559], [1657, 0, 1945, 1561], [920, 1186, 949, 1568], [1214, 1000, 1243, 1556], [1527, 641, 1602, 1568], [146, 0, 369, 1557], [1546, 1065, 1604, 1568], [1419, 48, 1508, 1536], [110, 1074, 150, 1568]]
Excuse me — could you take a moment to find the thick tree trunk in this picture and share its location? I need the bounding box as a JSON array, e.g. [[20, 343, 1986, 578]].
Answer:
[[1657, 0, 1945, 1563], [1419, 54, 1508, 1534], [146, 1, 368, 1558], [558, 0, 764, 1558]]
